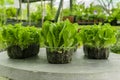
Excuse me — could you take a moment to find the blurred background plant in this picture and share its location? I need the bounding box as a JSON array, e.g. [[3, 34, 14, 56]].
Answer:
[[30, 4, 56, 23], [111, 27, 120, 54]]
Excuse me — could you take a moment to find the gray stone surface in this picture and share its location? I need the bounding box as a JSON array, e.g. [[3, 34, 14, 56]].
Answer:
[[0, 48, 120, 80]]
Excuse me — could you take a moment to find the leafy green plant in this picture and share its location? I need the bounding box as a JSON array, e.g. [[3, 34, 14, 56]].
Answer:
[[108, 9, 119, 23], [108, 2, 120, 22], [73, 3, 106, 21], [2, 24, 41, 49], [30, 4, 56, 23], [0, 0, 6, 24], [30, 6, 42, 22], [7, 0, 14, 4], [62, 8, 71, 16], [44, 4, 56, 20], [80, 24, 117, 48], [87, 3, 106, 20], [41, 20, 80, 50], [111, 28, 120, 54], [0, 0, 4, 5], [0, 8, 4, 24], [0, 24, 6, 51], [73, 3, 86, 21], [6, 7, 17, 18], [111, 40, 120, 54]]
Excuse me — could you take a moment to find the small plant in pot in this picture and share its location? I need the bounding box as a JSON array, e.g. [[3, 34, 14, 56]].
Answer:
[[41, 20, 80, 64], [2, 24, 41, 59], [80, 24, 117, 59]]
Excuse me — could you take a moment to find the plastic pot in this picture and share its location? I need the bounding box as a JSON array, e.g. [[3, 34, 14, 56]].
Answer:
[[46, 47, 74, 64], [83, 45, 109, 59], [63, 16, 75, 23], [7, 44, 40, 59]]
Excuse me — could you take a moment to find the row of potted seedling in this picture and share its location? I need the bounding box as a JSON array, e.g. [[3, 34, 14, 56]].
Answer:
[[0, 20, 117, 64]]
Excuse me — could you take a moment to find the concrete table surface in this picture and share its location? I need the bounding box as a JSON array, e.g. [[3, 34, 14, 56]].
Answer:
[[0, 48, 120, 80]]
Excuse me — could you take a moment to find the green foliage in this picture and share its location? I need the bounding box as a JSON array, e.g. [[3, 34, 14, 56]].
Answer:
[[72, 3, 106, 21], [7, 0, 14, 4], [6, 7, 17, 18], [80, 24, 117, 48], [62, 8, 71, 16], [0, 7, 17, 24], [2, 24, 41, 49], [73, 3, 86, 20], [0, 8, 4, 23], [44, 4, 56, 20], [30, 4, 56, 22], [30, 6, 42, 22], [0, 24, 6, 50], [0, 0, 13, 5], [108, 9, 120, 22], [0, 0, 4, 5], [111, 40, 120, 54], [111, 28, 120, 54], [88, 4, 106, 20], [108, 2, 120, 22], [41, 20, 80, 51]]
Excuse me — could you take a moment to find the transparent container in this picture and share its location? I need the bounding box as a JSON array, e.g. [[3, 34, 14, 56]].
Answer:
[[83, 45, 109, 59], [46, 47, 74, 64], [7, 44, 40, 59]]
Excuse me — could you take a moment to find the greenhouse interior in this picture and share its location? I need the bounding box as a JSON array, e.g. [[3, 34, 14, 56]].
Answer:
[[0, 0, 120, 80]]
